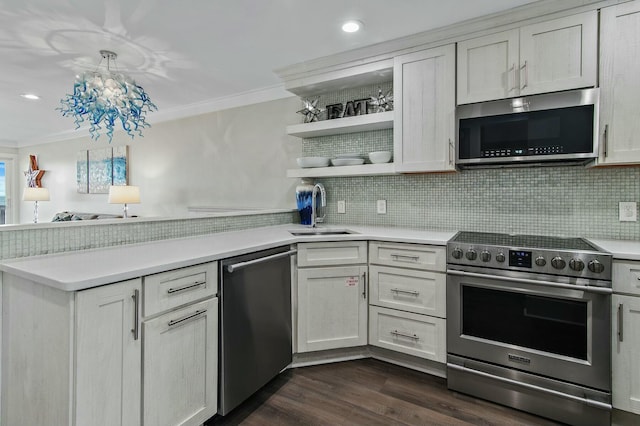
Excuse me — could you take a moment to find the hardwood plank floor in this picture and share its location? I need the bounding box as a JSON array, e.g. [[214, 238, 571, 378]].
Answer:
[[207, 359, 563, 426]]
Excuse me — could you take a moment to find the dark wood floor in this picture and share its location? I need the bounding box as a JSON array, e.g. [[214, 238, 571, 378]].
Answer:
[[207, 358, 563, 426]]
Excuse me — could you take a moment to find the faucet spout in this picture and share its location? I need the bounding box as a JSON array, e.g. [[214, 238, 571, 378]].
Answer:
[[311, 183, 326, 228]]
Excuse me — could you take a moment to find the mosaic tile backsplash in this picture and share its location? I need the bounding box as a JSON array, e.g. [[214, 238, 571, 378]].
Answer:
[[301, 83, 640, 241], [0, 211, 296, 261]]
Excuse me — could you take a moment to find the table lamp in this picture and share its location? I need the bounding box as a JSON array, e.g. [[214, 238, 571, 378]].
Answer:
[[23, 187, 50, 223], [108, 185, 140, 218]]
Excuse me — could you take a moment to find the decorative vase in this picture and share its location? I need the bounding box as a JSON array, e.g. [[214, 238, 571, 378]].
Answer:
[[295, 178, 314, 225]]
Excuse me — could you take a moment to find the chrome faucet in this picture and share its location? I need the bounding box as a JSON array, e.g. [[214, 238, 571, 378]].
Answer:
[[311, 183, 326, 227]]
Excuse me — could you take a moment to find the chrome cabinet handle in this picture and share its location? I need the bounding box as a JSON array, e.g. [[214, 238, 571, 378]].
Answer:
[[167, 280, 206, 294], [131, 289, 139, 341], [520, 60, 528, 90], [391, 288, 420, 296], [362, 271, 367, 299], [390, 330, 419, 340], [603, 124, 609, 158], [168, 309, 207, 328], [618, 303, 624, 342], [448, 138, 454, 166], [226, 249, 297, 273], [509, 63, 517, 92], [391, 254, 420, 262]]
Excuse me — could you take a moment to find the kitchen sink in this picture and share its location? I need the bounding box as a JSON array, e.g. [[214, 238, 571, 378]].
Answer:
[[289, 228, 357, 236]]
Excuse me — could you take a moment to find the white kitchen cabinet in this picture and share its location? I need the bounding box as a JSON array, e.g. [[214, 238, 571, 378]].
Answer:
[[1, 275, 142, 426], [393, 44, 456, 173], [598, 1, 640, 165], [612, 260, 640, 415], [297, 264, 368, 352], [298, 241, 367, 267], [144, 298, 218, 426], [457, 11, 597, 104], [612, 295, 640, 414]]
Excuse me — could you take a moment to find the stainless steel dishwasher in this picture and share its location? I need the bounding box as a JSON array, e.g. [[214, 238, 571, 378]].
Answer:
[[218, 245, 295, 415]]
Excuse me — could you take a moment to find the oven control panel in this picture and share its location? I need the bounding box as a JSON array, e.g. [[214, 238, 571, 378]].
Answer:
[[447, 242, 612, 281]]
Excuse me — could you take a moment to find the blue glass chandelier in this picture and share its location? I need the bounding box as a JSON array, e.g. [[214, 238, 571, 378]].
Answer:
[[59, 50, 157, 142]]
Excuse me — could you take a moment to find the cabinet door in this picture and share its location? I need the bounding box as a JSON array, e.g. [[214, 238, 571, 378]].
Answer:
[[75, 279, 142, 426], [143, 298, 218, 426], [297, 265, 367, 352], [457, 29, 519, 104], [519, 11, 597, 96], [612, 295, 640, 414], [598, 1, 640, 165], [394, 44, 456, 172]]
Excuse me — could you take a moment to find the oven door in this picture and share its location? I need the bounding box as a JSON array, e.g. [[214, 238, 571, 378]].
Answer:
[[447, 267, 611, 392]]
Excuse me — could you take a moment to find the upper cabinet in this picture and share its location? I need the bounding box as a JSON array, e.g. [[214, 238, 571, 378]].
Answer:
[[597, 1, 640, 165], [394, 44, 456, 173], [457, 11, 597, 104]]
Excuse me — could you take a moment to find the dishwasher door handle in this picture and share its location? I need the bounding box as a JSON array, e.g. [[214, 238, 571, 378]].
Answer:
[[226, 249, 297, 273]]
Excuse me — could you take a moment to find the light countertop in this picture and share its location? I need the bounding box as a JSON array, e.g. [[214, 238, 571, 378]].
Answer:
[[590, 238, 640, 261], [0, 224, 456, 292]]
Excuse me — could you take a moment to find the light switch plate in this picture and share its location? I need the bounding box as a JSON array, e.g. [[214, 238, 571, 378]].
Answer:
[[377, 199, 387, 214], [619, 202, 637, 222], [337, 200, 346, 214]]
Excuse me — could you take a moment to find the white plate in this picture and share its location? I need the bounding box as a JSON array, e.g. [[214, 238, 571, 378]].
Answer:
[[331, 158, 365, 166], [297, 157, 330, 168], [335, 153, 363, 159]]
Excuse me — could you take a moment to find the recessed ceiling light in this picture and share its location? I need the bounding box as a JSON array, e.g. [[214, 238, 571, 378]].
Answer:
[[20, 93, 40, 100], [342, 20, 362, 33]]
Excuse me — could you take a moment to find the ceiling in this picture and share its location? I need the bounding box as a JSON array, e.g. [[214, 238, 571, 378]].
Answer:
[[0, 0, 537, 147]]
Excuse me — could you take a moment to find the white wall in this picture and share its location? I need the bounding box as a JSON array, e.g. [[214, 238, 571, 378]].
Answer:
[[16, 96, 301, 223]]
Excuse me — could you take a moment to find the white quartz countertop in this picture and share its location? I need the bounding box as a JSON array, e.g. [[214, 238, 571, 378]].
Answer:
[[590, 238, 640, 261], [0, 224, 456, 292]]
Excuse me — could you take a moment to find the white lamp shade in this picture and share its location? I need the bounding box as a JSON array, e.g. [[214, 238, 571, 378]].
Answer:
[[108, 185, 140, 204], [23, 187, 50, 201]]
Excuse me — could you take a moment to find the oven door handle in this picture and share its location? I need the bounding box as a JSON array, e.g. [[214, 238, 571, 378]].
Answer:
[[447, 270, 612, 295]]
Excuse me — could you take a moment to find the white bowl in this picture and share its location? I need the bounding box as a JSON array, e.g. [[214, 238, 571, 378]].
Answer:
[[297, 157, 330, 168], [335, 153, 363, 159], [331, 158, 365, 166], [368, 151, 392, 164]]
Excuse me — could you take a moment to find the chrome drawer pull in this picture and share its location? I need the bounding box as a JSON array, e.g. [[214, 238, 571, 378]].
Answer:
[[391, 288, 420, 296], [391, 254, 420, 262], [168, 309, 207, 328], [131, 289, 139, 341], [618, 304, 624, 343], [390, 330, 419, 340], [167, 280, 206, 294]]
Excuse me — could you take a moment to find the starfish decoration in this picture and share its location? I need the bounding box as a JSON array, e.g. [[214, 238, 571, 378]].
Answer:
[[24, 154, 45, 188], [370, 88, 394, 113], [296, 98, 324, 123]]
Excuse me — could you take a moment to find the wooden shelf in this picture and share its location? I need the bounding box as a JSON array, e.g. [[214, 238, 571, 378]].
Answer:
[[287, 111, 394, 138], [287, 162, 395, 178]]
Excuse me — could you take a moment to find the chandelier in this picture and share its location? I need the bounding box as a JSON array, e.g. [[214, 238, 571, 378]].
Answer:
[[59, 50, 157, 142]]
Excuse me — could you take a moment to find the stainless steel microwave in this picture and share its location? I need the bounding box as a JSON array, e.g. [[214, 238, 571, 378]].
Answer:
[[456, 88, 599, 168]]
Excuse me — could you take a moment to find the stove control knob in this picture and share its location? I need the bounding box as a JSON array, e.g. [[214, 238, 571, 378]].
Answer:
[[451, 248, 463, 259], [569, 258, 585, 272], [588, 259, 605, 274], [551, 256, 566, 270], [495, 252, 506, 263], [535, 256, 546, 267], [480, 251, 491, 262], [466, 249, 477, 261]]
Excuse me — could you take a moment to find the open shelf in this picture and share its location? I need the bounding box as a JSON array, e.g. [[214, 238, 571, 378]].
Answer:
[[287, 111, 393, 138], [287, 162, 395, 178]]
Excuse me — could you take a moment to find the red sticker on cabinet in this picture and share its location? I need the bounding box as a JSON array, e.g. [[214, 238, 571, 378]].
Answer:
[[345, 276, 359, 287]]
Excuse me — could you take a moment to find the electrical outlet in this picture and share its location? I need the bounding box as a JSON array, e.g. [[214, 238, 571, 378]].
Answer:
[[619, 202, 637, 222], [337, 200, 346, 214], [377, 199, 387, 214]]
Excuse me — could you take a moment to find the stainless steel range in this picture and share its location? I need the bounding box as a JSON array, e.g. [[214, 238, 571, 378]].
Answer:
[[446, 231, 612, 426]]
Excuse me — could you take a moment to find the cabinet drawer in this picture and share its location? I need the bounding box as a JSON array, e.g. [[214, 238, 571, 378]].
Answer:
[[613, 261, 640, 296], [144, 262, 217, 317], [369, 241, 445, 272], [369, 306, 446, 362], [297, 241, 367, 267], [369, 265, 446, 317]]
